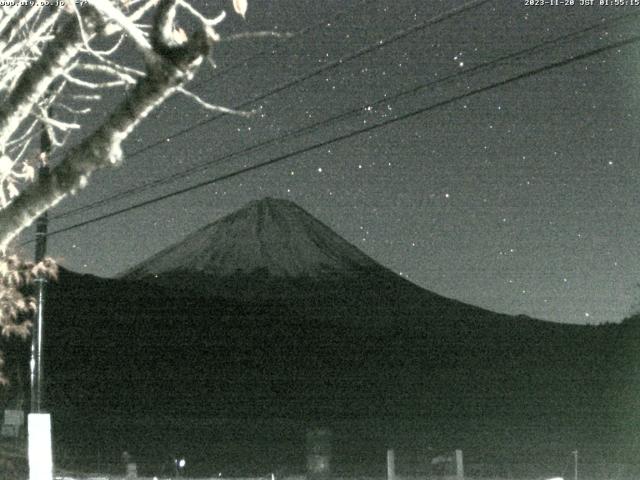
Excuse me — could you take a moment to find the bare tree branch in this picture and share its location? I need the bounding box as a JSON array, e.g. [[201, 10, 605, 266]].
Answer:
[[0, 7, 104, 147], [0, 5, 39, 52], [0, 2, 211, 250], [220, 30, 294, 42], [177, 86, 253, 116], [89, 0, 153, 55]]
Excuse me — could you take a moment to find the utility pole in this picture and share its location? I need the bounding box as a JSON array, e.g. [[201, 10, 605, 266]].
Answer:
[[455, 449, 464, 480], [28, 113, 53, 480], [386, 449, 395, 480], [573, 450, 578, 480], [30, 155, 49, 413]]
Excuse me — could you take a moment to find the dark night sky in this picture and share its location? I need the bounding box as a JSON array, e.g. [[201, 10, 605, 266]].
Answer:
[[19, 0, 640, 325]]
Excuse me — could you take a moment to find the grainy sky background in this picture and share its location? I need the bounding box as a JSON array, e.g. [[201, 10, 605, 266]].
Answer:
[[20, 0, 640, 325]]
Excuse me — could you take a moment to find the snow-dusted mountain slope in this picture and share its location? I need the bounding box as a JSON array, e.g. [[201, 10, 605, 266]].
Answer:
[[123, 197, 384, 280]]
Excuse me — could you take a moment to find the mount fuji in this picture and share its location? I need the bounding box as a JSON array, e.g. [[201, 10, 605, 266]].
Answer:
[[124, 197, 382, 279], [117, 197, 505, 332], [120, 197, 417, 301]]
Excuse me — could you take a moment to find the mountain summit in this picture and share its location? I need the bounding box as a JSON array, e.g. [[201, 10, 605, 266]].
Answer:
[[123, 197, 383, 281]]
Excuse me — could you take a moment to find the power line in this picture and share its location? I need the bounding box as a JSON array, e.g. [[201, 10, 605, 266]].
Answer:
[[53, 10, 640, 221], [63, 0, 493, 166], [52, 0, 494, 219], [48, 0, 377, 165], [22, 31, 640, 245]]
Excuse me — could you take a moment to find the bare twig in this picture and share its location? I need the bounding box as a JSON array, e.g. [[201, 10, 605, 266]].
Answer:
[[220, 30, 294, 42], [177, 86, 253, 117]]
